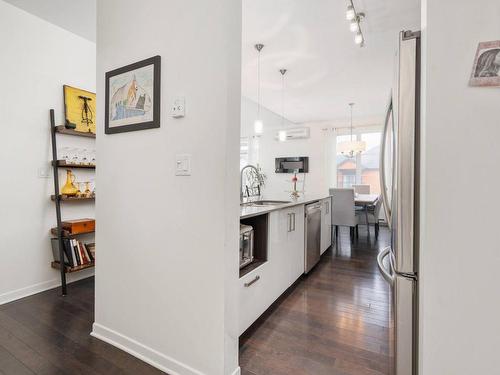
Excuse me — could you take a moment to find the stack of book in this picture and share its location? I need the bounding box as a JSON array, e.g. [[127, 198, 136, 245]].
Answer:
[[51, 238, 94, 267]]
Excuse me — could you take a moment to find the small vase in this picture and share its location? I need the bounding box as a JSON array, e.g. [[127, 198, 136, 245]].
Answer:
[[61, 170, 78, 196]]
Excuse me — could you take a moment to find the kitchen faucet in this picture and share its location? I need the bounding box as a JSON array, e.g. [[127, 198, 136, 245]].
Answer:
[[240, 164, 261, 203]]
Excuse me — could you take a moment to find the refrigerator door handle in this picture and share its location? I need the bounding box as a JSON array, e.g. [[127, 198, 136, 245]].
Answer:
[[380, 93, 393, 229], [377, 246, 395, 285]]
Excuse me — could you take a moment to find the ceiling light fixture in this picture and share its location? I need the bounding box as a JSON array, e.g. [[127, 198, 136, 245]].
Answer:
[[254, 43, 264, 135], [279, 68, 288, 142], [346, 1, 365, 47], [337, 103, 366, 158], [349, 20, 359, 33], [354, 32, 364, 45], [278, 130, 287, 142], [346, 5, 355, 20]]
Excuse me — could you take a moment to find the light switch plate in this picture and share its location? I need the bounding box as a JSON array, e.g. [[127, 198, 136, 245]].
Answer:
[[175, 154, 191, 176], [171, 96, 185, 118], [38, 167, 50, 178]]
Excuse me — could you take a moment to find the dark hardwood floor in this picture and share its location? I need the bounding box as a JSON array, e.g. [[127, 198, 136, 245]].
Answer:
[[0, 227, 391, 375], [0, 278, 164, 375], [239, 226, 393, 375]]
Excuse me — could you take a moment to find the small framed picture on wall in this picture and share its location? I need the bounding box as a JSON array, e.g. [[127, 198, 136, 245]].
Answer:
[[469, 40, 500, 87], [105, 55, 161, 134]]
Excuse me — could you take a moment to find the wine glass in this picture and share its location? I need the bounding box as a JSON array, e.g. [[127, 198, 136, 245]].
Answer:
[[78, 149, 89, 165], [90, 149, 96, 166], [70, 148, 80, 165], [83, 181, 92, 197], [75, 181, 84, 197], [59, 147, 71, 162]]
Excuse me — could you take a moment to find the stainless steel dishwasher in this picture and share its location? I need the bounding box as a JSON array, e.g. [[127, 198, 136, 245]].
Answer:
[[305, 202, 321, 274]]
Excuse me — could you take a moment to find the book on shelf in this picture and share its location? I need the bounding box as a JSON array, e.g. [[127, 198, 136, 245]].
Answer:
[[78, 241, 91, 264], [71, 239, 80, 265], [64, 238, 77, 266], [86, 243, 95, 259], [51, 238, 95, 267], [84, 243, 94, 262]]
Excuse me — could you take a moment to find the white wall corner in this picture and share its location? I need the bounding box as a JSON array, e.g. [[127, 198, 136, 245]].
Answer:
[[231, 366, 241, 375]]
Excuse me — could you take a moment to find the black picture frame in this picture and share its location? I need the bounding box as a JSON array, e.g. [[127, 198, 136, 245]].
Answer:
[[105, 55, 161, 134]]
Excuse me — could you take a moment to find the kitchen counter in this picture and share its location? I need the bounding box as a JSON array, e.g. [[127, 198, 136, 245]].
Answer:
[[240, 194, 332, 219]]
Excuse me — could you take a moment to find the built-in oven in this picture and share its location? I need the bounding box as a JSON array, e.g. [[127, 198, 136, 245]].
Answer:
[[275, 157, 309, 173]]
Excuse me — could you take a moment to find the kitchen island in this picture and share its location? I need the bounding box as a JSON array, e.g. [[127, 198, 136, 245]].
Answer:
[[238, 195, 332, 335]]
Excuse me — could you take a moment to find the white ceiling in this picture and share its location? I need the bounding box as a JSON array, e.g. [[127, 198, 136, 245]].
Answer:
[[3, 0, 96, 42], [242, 0, 420, 124]]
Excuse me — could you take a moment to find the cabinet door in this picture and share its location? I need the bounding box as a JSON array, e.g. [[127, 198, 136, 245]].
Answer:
[[288, 205, 305, 282], [323, 198, 332, 253], [269, 209, 292, 296], [325, 198, 332, 250], [320, 198, 332, 254]]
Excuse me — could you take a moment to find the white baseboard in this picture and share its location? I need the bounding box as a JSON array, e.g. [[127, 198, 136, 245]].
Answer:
[[91, 323, 209, 375], [0, 271, 93, 305], [231, 366, 241, 375]]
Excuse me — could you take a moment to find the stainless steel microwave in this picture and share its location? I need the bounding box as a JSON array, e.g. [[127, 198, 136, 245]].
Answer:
[[275, 157, 309, 173]]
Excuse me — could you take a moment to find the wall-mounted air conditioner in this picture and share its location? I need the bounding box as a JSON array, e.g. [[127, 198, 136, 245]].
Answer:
[[274, 127, 310, 141]]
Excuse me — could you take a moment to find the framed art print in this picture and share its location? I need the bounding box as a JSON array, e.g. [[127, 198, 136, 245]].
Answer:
[[469, 40, 500, 87], [105, 55, 161, 134], [64, 85, 96, 134]]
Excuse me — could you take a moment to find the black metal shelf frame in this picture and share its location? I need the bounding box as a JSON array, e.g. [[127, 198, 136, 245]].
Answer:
[[50, 109, 95, 295]]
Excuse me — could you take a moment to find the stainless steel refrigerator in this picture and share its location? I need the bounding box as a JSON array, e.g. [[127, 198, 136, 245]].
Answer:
[[377, 30, 420, 375]]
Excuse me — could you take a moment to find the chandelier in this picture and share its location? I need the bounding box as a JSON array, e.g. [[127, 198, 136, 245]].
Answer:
[[337, 103, 366, 158]]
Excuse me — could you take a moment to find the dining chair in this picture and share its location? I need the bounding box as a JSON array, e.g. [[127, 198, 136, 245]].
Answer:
[[329, 188, 359, 244], [353, 184, 371, 194], [355, 195, 383, 239]]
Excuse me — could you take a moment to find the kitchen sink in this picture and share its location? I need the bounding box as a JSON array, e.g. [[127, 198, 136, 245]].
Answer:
[[242, 200, 291, 206]]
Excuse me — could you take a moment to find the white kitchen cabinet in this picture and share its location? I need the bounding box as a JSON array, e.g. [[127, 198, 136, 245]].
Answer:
[[268, 207, 304, 294], [239, 206, 306, 335], [287, 205, 305, 282], [238, 262, 274, 334], [271, 206, 305, 286], [320, 197, 332, 254], [268, 210, 290, 295]]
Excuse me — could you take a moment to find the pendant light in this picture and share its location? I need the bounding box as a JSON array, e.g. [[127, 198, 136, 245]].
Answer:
[[337, 103, 366, 158], [278, 69, 287, 142], [254, 43, 264, 135]]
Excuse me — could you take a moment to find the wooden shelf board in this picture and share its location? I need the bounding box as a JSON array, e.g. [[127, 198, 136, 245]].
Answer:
[[51, 195, 95, 202], [50, 228, 95, 237], [51, 261, 95, 273], [55, 126, 96, 138], [53, 160, 96, 169]]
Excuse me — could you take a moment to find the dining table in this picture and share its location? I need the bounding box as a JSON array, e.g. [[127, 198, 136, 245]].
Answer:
[[355, 193, 380, 236]]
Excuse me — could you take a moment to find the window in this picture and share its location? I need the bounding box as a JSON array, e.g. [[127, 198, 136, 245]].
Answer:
[[343, 174, 356, 188], [360, 132, 381, 194], [336, 130, 382, 194], [336, 135, 357, 188], [240, 137, 249, 170]]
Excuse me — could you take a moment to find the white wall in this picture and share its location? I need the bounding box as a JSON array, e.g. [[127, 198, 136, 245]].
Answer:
[[257, 125, 333, 197], [93, 1, 241, 375], [241, 97, 383, 197], [420, 1, 500, 374], [240, 96, 295, 138], [0, 0, 96, 304]]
